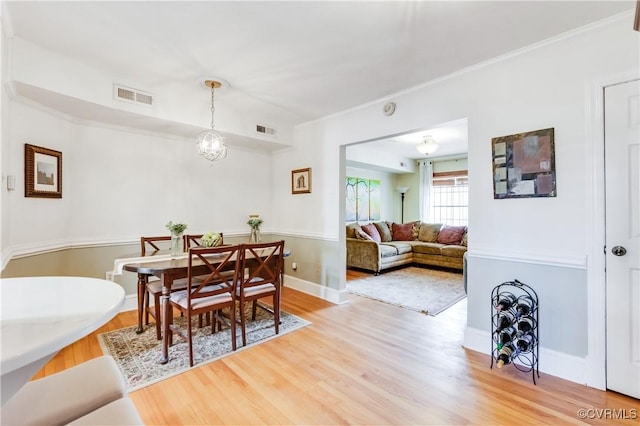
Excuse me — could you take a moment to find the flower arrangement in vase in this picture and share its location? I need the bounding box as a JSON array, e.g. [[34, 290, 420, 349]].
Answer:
[[166, 221, 187, 255], [247, 214, 263, 243]]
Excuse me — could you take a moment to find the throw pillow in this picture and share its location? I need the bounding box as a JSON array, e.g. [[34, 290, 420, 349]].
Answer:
[[418, 223, 442, 242], [461, 231, 468, 247], [436, 225, 467, 245], [361, 223, 382, 243], [373, 222, 393, 242], [411, 221, 421, 240], [346, 222, 362, 239], [355, 228, 373, 241], [391, 222, 414, 241]]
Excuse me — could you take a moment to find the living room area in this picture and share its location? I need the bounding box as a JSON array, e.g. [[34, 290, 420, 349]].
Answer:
[[344, 120, 469, 317]]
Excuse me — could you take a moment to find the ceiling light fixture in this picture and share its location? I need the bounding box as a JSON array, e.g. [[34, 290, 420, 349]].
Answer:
[[197, 80, 228, 161], [416, 135, 439, 155]]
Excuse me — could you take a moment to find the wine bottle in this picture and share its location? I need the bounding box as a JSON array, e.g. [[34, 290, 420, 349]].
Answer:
[[495, 311, 516, 331], [496, 343, 515, 368], [515, 332, 535, 352], [516, 315, 535, 333], [495, 292, 517, 312], [515, 295, 536, 317], [499, 325, 517, 344]]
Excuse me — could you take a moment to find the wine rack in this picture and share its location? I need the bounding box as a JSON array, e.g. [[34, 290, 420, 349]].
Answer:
[[490, 279, 539, 384]]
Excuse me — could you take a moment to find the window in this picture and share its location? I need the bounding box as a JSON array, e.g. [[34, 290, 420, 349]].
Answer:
[[431, 171, 468, 226]]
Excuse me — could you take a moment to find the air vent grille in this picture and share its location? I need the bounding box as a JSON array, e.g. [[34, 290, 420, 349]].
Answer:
[[135, 92, 153, 105], [117, 87, 135, 101], [114, 84, 153, 106], [256, 124, 277, 136]]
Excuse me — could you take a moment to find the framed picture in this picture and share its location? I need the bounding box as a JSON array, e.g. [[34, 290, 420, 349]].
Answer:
[[25, 143, 62, 198], [492, 127, 556, 199], [345, 176, 380, 221], [291, 167, 311, 194]]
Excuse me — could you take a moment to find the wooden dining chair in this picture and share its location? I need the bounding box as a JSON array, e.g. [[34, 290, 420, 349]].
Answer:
[[235, 240, 285, 346], [140, 236, 190, 340], [167, 245, 241, 366], [140, 235, 171, 256], [183, 233, 225, 327]]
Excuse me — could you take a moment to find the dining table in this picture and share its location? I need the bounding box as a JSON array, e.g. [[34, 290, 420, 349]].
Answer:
[[0, 276, 125, 405], [112, 246, 287, 364]]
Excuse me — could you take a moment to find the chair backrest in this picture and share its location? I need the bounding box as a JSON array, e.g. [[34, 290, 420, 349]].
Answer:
[[239, 240, 285, 292], [140, 236, 171, 256], [183, 233, 224, 250], [187, 245, 241, 309]]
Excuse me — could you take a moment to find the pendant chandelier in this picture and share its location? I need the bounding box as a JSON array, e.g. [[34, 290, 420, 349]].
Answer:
[[416, 135, 439, 156], [197, 80, 228, 161]]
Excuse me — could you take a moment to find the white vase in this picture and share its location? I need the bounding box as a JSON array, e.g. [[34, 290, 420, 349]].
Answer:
[[171, 233, 183, 256], [249, 228, 261, 243]]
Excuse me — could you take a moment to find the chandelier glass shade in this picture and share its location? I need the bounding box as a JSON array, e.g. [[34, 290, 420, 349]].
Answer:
[[197, 80, 228, 161], [416, 135, 439, 155]]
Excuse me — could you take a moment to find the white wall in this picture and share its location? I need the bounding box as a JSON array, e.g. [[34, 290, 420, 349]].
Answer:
[[346, 143, 416, 174], [3, 100, 273, 262], [272, 15, 639, 387], [1, 16, 9, 256]]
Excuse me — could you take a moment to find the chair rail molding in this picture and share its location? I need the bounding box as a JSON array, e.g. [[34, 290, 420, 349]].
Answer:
[[467, 249, 586, 270]]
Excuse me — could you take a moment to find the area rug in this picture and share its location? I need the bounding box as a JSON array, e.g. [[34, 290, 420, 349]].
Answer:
[[347, 266, 465, 315], [98, 307, 310, 391]]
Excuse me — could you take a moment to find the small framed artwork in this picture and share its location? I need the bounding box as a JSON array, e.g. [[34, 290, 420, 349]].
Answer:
[[25, 143, 62, 198], [291, 167, 312, 194], [492, 127, 556, 199]]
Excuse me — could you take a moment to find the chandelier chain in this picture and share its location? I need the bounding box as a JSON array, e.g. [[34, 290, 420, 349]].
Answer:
[[210, 85, 216, 130]]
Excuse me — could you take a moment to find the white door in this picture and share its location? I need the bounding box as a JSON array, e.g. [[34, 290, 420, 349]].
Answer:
[[605, 79, 640, 399]]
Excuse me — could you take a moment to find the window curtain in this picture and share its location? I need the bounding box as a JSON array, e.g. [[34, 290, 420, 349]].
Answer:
[[419, 161, 433, 222]]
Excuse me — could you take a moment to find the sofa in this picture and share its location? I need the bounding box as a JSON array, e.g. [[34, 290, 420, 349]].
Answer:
[[346, 221, 467, 274]]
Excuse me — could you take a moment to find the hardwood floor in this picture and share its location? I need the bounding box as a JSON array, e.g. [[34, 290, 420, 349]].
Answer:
[[35, 274, 638, 425]]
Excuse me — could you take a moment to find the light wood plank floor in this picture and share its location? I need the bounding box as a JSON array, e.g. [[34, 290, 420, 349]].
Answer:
[[35, 273, 638, 425]]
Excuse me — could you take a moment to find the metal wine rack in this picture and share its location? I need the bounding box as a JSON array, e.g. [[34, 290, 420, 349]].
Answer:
[[490, 279, 539, 384]]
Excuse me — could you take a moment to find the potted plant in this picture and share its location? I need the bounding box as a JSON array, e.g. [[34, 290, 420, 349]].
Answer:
[[166, 221, 187, 255], [247, 215, 263, 243]]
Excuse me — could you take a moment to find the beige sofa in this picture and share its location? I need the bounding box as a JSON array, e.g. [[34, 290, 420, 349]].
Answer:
[[346, 221, 467, 274]]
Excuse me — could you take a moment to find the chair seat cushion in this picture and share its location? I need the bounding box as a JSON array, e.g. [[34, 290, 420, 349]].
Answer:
[[1, 356, 126, 426], [237, 282, 276, 298], [170, 289, 233, 310], [147, 278, 194, 294]]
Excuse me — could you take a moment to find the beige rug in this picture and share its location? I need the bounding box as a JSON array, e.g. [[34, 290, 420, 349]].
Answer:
[[98, 307, 310, 391], [347, 266, 465, 315]]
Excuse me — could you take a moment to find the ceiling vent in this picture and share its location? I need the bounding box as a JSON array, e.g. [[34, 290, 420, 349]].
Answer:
[[113, 84, 154, 106], [256, 124, 277, 136]]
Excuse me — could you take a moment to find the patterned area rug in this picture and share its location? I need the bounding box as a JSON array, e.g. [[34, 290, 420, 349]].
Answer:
[[98, 306, 310, 391], [347, 266, 465, 315]]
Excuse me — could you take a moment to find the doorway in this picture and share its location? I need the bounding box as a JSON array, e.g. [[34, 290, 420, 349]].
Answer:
[[604, 79, 640, 399]]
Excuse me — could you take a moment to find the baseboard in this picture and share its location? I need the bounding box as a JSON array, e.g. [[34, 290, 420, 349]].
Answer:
[[118, 274, 348, 314], [463, 326, 590, 386], [284, 275, 349, 305], [121, 293, 140, 312]]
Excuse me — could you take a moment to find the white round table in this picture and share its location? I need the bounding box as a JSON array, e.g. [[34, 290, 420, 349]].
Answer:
[[1, 276, 125, 405]]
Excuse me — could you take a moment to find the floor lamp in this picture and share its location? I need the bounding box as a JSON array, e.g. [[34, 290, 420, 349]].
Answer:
[[397, 186, 409, 223]]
